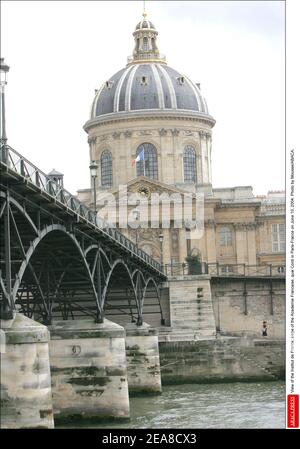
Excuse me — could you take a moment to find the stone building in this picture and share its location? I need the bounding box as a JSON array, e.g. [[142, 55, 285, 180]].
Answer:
[[78, 13, 285, 274]]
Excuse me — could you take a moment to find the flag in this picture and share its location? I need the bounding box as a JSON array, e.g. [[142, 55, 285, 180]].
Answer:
[[131, 149, 145, 166]]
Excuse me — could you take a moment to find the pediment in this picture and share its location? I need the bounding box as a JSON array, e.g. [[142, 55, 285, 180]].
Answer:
[[110, 176, 195, 200]]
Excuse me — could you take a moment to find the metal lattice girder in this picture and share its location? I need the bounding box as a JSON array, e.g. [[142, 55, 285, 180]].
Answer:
[[0, 143, 166, 324]]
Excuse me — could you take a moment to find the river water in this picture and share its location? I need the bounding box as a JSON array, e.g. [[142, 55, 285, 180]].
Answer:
[[68, 381, 285, 429]]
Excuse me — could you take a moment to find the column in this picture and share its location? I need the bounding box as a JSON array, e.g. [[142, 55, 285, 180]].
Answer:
[[162, 228, 171, 265], [178, 228, 187, 264], [172, 129, 181, 184], [235, 224, 247, 265], [161, 131, 174, 184], [247, 224, 257, 265], [199, 131, 208, 184], [205, 220, 217, 263], [207, 134, 212, 184]]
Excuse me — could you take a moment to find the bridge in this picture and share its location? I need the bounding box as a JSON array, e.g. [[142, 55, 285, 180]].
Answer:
[[0, 143, 286, 429], [0, 143, 166, 325]]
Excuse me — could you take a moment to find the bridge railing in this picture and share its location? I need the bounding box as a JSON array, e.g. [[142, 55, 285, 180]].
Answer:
[[0, 144, 162, 273], [164, 262, 285, 278]]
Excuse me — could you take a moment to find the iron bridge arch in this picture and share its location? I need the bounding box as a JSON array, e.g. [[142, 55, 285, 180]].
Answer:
[[0, 144, 166, 326]]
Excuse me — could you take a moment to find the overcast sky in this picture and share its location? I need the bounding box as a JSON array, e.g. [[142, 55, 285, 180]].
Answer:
[[2, 0, 285, 196]]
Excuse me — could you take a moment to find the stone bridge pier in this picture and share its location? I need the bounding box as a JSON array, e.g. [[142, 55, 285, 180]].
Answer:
[[49, 318, 130, 424], [0, 314, 54, 429], [125, 323, 162, 396], [1, 315, 162, 428], [48, 318, 162, 423]]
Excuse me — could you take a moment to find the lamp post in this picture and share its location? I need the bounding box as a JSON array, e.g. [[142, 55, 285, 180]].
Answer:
[[89, 160, 98, 213], [0, 58, 10, 152], [159, 233, 164, 272], [132, 208, 140, 247]]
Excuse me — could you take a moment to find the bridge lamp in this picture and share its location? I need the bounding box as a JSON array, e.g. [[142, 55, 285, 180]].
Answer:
[[89, 160, 98, 213], [159, 233, 164, 272], [0, 58, 10, 146]]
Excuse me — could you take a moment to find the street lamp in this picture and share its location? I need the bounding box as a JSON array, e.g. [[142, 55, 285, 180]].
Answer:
[[89, 160, 98, 213], [132, 208, 140, 246], [159, 233, 164, 272], [0, 58, 10, 148]]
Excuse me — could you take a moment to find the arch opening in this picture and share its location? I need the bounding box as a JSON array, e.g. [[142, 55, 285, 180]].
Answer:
[[102, 260, 140, 326], [14, 228, 100, 324]]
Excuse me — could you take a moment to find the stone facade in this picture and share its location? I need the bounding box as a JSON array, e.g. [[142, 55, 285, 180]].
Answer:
[[79, 178, 285, 270], [83, 122, 213, 189]]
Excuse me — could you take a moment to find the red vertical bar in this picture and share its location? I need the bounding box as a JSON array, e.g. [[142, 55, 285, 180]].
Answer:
[[287, 394, 299, 428]]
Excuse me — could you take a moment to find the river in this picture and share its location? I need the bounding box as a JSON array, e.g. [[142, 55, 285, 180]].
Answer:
[[64, 381, 285, 429]]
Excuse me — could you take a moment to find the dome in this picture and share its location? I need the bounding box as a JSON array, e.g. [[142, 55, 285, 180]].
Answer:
[[90, 63, 209, 119], [135, 19, 155, 30], [86, 14, 215, 127]]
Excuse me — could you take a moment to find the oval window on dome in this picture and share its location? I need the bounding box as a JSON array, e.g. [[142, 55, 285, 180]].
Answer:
[[136, 143, 158, 180], [100, 150, 112, 188], [183, 145, 197, 183]]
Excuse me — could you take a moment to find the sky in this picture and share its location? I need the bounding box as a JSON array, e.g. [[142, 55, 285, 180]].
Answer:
[[1, 0, 285, 196]]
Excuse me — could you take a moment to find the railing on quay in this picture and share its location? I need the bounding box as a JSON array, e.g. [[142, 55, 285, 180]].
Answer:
[[163, 262, 286, 278]]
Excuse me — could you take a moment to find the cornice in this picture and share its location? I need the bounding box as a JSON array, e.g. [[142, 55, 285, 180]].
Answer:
[[91, 128, 213, 141], [84, 109, 216, 132], [216, 201, 261, 209], [232, 222, 260, 231], [204, 219, 216, 228]]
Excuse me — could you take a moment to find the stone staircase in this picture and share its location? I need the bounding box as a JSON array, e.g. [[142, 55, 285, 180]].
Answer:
[[160, 277, 216, 341], [223, 340, 280, 380]]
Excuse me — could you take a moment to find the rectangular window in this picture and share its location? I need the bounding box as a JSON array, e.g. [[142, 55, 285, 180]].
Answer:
[[220, 265, 234, 274], [219, 227, 233, 246], [272, 223, 285, 252]]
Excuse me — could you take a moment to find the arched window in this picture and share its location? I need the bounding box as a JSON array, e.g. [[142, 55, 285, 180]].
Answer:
[[143, 37, 149, 51], [219, 227, 233, 246], [136, 143, 158, 179], [183, 145, 197, 183], [100, 150, 112, 188]]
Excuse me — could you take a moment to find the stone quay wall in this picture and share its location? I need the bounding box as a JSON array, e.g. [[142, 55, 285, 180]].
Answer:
[[210, 278, 285, 338], [159, 337, 285, 385]]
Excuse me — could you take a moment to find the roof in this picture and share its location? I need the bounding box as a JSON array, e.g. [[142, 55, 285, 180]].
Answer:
[[48, 168, 64, 176], [90, 63, 209, 119]]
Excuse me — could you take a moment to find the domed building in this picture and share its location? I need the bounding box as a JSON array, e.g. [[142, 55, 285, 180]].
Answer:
[[78, 12, 285, 275], [83, 13, 215, 191]]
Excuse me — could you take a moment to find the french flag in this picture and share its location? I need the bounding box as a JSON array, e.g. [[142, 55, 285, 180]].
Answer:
[[132, 149, 144, 166]]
